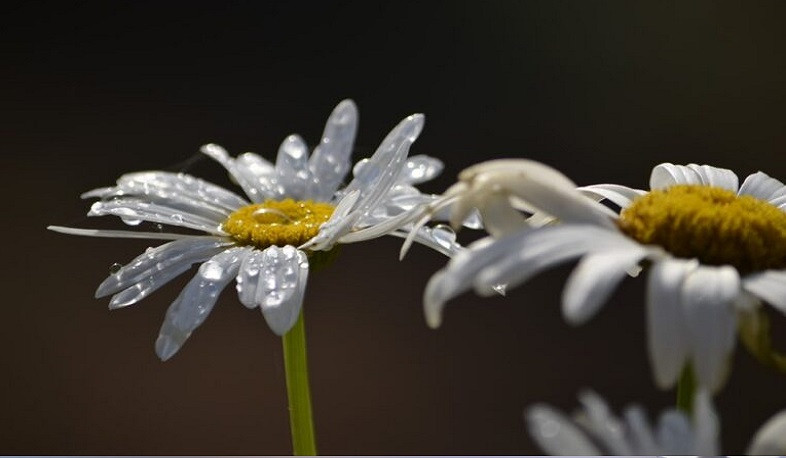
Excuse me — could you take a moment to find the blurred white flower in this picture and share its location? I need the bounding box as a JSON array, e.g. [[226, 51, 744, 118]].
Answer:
[[527, 390, 786, 456], [50, 100, 461, 360], [422, 160, 786, 392]]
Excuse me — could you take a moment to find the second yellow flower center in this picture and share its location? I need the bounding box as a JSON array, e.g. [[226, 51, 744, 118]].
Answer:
[[222, 199, 335, 249], [618, 185, 786, 273]]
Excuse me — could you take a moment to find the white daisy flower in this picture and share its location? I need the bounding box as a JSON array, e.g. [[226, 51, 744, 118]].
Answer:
[[527, 389, 786, 455], [423, 160, 786, 392], [49, 100, 461, 360]]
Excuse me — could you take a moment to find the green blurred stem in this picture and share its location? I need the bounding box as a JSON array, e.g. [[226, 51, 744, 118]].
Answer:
[[675, 364, 695, 415], [282, 310, 317, 455]]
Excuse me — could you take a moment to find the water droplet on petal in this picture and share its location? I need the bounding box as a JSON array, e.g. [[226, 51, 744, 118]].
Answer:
[[431, 224, 456, 249], [109, 263, 123, 274], [200, 261, 224, 281], [492, 284, 507, 296]]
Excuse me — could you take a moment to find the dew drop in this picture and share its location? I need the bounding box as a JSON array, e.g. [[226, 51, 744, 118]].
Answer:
[[155, 223, 164, 232], [109, 263, 123, 274], [431, 224, 457, 249]]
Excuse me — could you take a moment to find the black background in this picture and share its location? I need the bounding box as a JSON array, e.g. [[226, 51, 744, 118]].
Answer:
[[3, 1, 786, 454]]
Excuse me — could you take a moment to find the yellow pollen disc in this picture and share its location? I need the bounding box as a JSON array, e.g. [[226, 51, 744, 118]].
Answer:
[[618, 185, 786, 273], [222, 199, 335, 249]]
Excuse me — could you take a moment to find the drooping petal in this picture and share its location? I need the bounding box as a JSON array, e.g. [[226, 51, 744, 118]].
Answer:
[[155, 246, 252, 361], [743, 269, 786, 315], [95, 237, 233, 299], [681, 265, 740, 392], [256, 246, 309, 336], [89, 199, 225, 235], [739, 171, 786, 202], [307, 99, 358, 200], [650, 163, 704, 189], [525, 404, 602, 455], [461, 159, 617, 230], [578, 184, 646, 210], [646, 259, 696, 389], [746, 409, 786, 455], [562, 246, 650, 326], [476, 190, 530, 238], [275, 134, 311, 200], [473, 225, 638, 297]]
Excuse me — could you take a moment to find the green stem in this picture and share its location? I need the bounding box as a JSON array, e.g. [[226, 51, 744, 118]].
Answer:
[[675, 364, 695, 415], [282, 310, 317, 455]]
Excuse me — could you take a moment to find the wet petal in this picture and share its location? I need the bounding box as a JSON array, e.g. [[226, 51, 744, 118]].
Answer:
[[275, 134, 311, 200], [235, 249, 266, 309], [89, 199, 225, 234], [257, 246, 309, 336], [307, 99, 358, 200], [96, 237, 233, 298], [398, 154, 443, 185], [155, 246, 252, 360], [201, 143, 270, 203]]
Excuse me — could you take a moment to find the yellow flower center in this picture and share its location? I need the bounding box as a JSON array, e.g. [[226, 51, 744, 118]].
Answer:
[[222, 199, 334, 249], [618, 185, 786, 273]]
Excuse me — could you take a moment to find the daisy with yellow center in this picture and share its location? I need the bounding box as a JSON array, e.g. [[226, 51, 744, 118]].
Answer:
[[419, 160, 786, 394], [48, 100, 464, 454]]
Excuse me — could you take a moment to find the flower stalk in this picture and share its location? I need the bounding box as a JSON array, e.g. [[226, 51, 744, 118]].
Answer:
[[282, 309, 317, 455], [676, 364, 696, 414]]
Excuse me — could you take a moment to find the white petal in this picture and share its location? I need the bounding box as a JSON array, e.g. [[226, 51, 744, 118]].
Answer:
[[96, 238, 233, 299], [47, 226, 197, 241], [691, 390, 720, 456], [398, 154, 443, 185], [84, 170, 248, 212], [743, 269, 786, 315], [307, 99, 358, 200], [562, 246, 649, 326], [299, 189, 361, 251], [473, 225, 639, 296], [89, 199, 225, 235], [235, 152, 280, 199], [336, 205, 422, 244], [155, 246, 251, 361], [463, 159, 617, 230], [578, 184, 646, 209], [650, 163, 704, 189], [525, 404, 601, 455], [423, 236, 502, 328], [577, 391, 632, 455], [681, 265, 740, 392], [646, 258, 697, 389], [686, 164, 739, 191], [623, 406, 659, 455], [235, 249, 265, 309], [388, 225, 462, 258], [343, 114, 425, 222], [257, 246, 309, 336], [476, 191, 530, 237], [739, 171, 786, 202], [747, 409, 786, 455], [655, 410, 694, 454], [201, 143, 270, 203], [275, 134, 311, 200]]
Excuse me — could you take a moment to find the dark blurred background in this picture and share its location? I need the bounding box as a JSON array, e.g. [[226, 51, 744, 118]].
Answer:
[[3, 0, 786, 454]]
